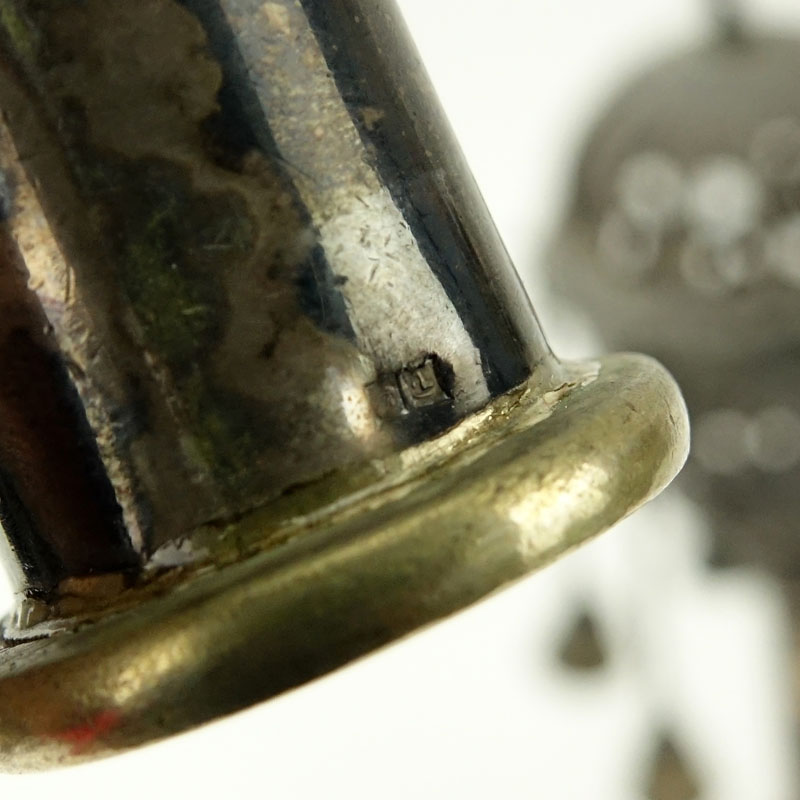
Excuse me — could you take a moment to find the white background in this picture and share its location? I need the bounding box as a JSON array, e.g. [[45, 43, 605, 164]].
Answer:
[[3, 1, 800, 797]]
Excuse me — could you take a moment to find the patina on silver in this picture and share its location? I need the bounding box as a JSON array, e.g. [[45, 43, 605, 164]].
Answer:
[[0, 0, 687, 770]]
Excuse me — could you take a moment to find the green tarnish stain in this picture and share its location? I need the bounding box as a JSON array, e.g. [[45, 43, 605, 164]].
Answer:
[[103, 159, 265, 484], [98, 159, 251, 369], [183, 372, 260, 486], [122, 230, 218, 366], [0, 0, 39, 66]]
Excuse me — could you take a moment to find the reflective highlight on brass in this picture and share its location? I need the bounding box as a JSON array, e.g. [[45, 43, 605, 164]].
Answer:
[[0, 0, 688, 769], [0, 355, 686, 770]]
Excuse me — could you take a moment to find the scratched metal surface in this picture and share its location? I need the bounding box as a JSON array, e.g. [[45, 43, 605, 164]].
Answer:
[[0, 0, 554, 599], [0, 0, 791, 796]]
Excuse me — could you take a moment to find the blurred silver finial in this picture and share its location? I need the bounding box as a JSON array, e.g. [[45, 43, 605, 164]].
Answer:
[[709, 0, 746, 42]]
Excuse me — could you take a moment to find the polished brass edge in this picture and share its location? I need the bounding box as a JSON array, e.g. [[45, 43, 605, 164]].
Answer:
[[0, 353, 688, 771]]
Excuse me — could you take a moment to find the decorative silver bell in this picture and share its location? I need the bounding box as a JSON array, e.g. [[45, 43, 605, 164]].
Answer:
[[550, 21, 800, 578], [0, 0, 687, 769]]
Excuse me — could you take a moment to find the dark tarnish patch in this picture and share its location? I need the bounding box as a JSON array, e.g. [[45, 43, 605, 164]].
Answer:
[[296, 243, 356, 340], [0, 168, 14, 221]]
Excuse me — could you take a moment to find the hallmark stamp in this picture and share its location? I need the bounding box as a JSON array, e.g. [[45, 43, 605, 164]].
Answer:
[[368, 355, 453, 418]]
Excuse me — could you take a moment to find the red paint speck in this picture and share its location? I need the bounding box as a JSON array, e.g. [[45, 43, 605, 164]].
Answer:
[[50, 709, 122, 755]]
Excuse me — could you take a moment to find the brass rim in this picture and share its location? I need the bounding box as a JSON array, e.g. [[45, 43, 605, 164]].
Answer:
[[0, 353, 688, 771]]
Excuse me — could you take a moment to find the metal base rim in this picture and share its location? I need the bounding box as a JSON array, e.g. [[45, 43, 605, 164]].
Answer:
[[0, 353, 688, 771]]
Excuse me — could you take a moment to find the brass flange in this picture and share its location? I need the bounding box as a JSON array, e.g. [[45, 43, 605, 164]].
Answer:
[[0, 354, 687, 770]]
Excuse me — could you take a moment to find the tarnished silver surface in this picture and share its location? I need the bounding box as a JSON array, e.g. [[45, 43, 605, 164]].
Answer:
[[0, 0, 552, 596]]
